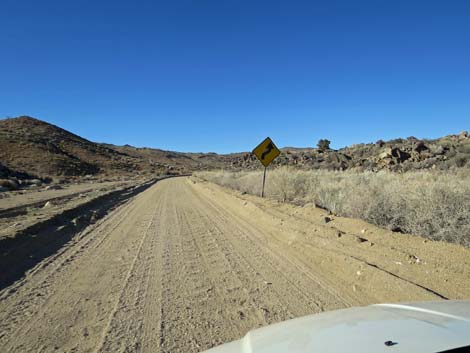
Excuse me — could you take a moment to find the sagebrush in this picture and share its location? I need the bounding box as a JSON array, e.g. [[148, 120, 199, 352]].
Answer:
[[196, 168, 470, 246]]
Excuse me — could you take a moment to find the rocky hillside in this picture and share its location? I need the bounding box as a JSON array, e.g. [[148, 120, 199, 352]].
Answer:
[[230, 133, 470, 172], [0, 117, 151, 178]]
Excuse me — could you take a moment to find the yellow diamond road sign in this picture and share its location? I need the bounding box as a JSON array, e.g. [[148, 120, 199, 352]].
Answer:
[[252, 137, 281, 167]]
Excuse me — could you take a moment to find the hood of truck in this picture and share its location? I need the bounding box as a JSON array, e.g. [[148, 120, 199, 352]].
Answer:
[[203, 301, 470, 353]]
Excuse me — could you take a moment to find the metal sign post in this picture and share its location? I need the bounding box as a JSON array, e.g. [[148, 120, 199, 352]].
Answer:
[[261, 166, 267, 198], [252, 137, 281, 198]]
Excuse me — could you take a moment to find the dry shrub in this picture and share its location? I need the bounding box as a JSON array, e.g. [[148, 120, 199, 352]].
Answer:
[[268, 167, 308, 202], [195, 168, 470, 247]]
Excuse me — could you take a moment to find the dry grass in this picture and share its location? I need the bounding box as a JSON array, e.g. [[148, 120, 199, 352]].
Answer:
[[195, 168, 470, 246]]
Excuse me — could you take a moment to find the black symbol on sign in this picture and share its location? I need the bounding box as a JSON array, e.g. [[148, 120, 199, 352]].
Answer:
[[261, 142, 274, 160]]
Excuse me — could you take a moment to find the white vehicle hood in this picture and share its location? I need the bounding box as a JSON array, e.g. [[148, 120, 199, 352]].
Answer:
[[203, 301, 470, 353]]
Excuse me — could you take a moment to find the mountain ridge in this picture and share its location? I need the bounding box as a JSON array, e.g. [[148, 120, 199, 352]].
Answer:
[[1, 116, 469, 182]]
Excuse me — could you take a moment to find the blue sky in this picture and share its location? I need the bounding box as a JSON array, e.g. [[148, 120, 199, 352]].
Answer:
[[1, 0, 469, 153]]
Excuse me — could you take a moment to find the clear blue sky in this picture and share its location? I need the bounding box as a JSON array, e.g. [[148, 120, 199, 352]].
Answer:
[[1, 1, 469, 153]]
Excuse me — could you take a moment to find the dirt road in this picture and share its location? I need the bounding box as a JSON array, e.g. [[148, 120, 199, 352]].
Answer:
[[1, 177, 469, 353]]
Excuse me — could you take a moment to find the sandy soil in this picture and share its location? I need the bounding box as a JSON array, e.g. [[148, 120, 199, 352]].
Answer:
[[0, 177, 469, 353]]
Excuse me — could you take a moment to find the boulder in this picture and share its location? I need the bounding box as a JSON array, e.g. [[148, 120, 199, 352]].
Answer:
[[45, 185, 63, 190], [23, 179, 43, 186], [379, 147, 410, 163], [378, 150, 391, 160], [413, 141, 428, 153], [390, 147, 411, 162], [431, 145, 445, 155], [43, 201, 53, 208], [324, 216, 332, 223]]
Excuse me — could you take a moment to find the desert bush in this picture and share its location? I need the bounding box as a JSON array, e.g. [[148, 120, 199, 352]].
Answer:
[[269, 167, 308, 202], [375, 139, 385, 147], [454, 154, 470, 167], [458, 144, 470, 154], [317, 139, 331, 151], [196, 168, 470, 247]]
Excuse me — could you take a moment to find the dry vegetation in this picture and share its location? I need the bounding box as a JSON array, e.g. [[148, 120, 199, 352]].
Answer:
[[196, 168, 470, 247]]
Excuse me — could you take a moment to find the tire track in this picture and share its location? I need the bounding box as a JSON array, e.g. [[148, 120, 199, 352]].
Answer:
[[187, 181, 353, 308], [0, 190, 140, 351], [93, 200, 162, 353]]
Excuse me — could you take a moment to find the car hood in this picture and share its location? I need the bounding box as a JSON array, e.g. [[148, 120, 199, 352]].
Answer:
[[203, 301, 470, 353]]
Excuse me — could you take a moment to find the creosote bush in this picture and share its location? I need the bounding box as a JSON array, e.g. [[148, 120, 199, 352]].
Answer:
[[195, 168, 470, 247]]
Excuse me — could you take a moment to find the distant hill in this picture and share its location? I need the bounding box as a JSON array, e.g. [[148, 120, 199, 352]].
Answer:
[[103, 144, 244, 173], [0, 116, 469, 181]]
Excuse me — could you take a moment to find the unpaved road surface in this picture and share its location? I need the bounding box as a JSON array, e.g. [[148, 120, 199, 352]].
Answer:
[[1, 177, 470, 353]]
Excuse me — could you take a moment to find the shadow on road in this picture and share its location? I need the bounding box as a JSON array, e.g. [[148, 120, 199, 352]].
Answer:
[[0, 178, 166, 291]]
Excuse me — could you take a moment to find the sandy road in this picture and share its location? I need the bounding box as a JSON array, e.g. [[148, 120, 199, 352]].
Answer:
[[1, 177, 469, 353]]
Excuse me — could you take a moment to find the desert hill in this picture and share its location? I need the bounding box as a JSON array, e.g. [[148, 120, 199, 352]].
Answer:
[[0, 116, 242, 181], [0, 116, 151, 178]]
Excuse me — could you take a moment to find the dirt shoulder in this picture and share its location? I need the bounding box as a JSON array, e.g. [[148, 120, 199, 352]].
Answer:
[[193, 177, 470, 303], [0, 180, 140, 241], [0, 178, 158, 289], [0, 180, 132, 211]]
